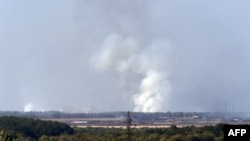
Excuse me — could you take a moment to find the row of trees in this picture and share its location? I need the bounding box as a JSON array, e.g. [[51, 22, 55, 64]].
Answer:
[[0, 116, 224, 141], [0, 111, 217, 119], [0, 116, 74, 140], [36, 124, 224, 141]]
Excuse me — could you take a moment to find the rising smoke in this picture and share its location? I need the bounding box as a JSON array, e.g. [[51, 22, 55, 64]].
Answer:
[[1, 0, 250, 112], [91, 33, 173, 112]]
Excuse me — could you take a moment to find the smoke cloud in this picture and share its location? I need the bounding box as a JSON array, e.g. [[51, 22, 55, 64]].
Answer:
[[91, 33, 172, 112], [0, 0, 250, 112], [134, 70, 170, 112]]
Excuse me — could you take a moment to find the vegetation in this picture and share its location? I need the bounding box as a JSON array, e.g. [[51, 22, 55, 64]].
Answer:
[[0, 116, 73, 140], [0, 116, 224, 141], [36, 124, 224, 141]]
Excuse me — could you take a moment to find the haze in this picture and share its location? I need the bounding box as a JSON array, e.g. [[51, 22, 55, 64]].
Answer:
[[1, 0, 250, 113]]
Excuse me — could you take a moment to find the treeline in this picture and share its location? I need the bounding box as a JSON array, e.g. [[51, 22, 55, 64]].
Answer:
[[0, 111, 223, 119], [45, 124, 223, 141], [0, 116, 73, 140], [0, 116, 224, 141]]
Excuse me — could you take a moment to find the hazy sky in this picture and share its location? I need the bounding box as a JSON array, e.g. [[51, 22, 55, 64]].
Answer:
[[1, 0, 250, 112]]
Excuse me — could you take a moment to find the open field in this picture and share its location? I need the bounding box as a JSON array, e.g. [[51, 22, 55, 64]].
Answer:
[[41, 117, 224, 129], [75, 124, 209, 128], [1, 111, 249, 128]]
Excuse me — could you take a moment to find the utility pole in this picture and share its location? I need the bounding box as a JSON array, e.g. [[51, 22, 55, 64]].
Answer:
[[126, 111, 132, 141]]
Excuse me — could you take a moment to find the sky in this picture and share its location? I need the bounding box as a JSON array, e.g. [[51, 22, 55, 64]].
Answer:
[[0, 0, 250, 113]]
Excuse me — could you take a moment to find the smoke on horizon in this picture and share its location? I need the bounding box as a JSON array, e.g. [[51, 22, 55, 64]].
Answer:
[[0, 0, 250, 112], [91, 33, 173, 112]]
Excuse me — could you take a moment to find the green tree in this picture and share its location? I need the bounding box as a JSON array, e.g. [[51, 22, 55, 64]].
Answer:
[[169, 134, 184, 141]]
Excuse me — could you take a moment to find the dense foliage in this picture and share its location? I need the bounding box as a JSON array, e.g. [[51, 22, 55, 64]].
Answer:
[[0, 116, 224, 141], [53, 124, 223, 141], [0, 116, 74, 140]]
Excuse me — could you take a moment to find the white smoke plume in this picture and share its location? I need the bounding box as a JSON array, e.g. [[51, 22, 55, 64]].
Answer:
[[23, 103, 35, 112], [23, 102, 45, 112], [2, 0, 250, 112], [91, 33, 173, 112], [134, 70, 170, 112]]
